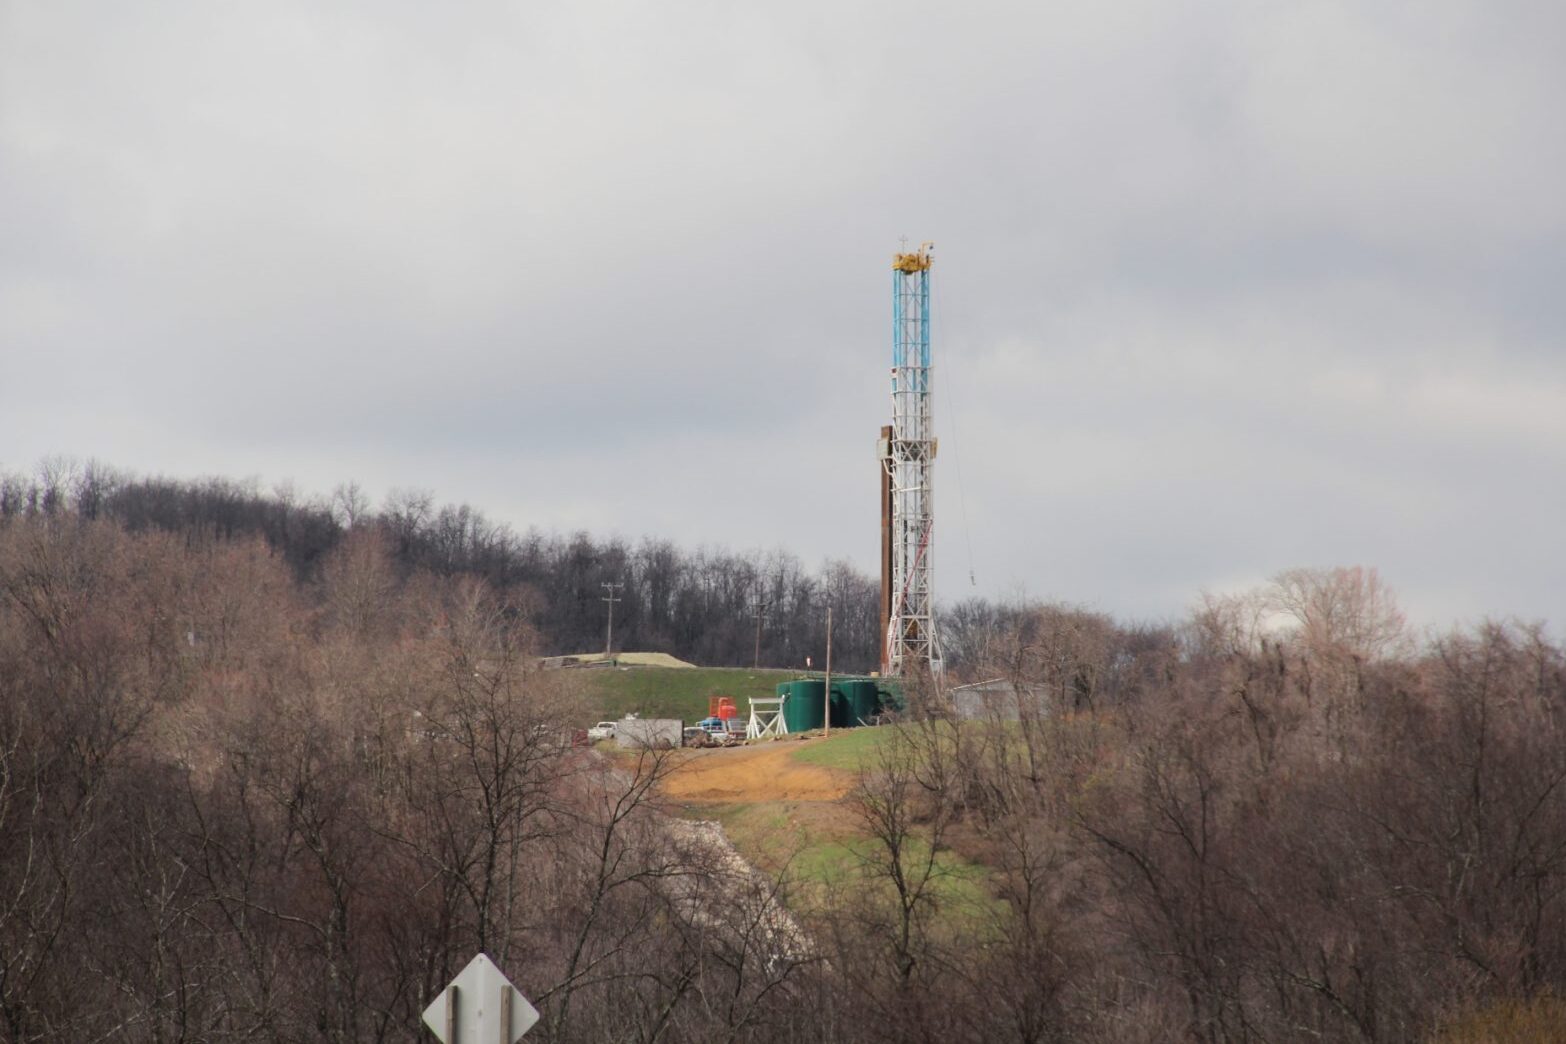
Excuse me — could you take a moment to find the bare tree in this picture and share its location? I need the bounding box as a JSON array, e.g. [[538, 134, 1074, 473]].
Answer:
[[1268, 566, 1408, 662], [538, 743, 686, 1042]]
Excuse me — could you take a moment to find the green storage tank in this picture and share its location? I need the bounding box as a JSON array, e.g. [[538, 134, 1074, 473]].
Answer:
[[781, 680, 826, 733], [844, 680, 880, 725], [827, 685, 852, 728]]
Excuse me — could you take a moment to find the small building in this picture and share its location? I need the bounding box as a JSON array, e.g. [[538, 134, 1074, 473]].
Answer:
[[950, 679, 1049, 721], [614, 716, 683, 750]]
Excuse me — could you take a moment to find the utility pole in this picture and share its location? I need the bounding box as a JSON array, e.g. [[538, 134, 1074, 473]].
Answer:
[[751, 598, 768, 669], [601, 582, 623, 659], [824, 605, 833, 736]]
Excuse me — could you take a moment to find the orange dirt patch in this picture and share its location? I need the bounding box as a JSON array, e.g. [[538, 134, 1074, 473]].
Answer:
[[660, 739, 856, 803]]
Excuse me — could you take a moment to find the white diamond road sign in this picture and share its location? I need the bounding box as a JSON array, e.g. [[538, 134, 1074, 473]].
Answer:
[[422, 953, 539, 1043]]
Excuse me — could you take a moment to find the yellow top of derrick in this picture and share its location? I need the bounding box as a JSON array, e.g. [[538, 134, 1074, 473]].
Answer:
[[892, 242, 934, 272]]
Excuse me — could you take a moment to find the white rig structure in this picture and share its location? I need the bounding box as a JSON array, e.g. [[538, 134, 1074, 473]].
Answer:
[[881, 242, 943, 678]]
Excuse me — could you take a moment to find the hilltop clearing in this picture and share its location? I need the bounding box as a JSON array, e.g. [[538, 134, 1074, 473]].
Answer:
[[555, 651, 699, 668], [560, 663, 805, 725]]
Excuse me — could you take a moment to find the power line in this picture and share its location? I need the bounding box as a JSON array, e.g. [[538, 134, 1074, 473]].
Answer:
[[601, 582, 624, 658], [751, 597, 769, 669]]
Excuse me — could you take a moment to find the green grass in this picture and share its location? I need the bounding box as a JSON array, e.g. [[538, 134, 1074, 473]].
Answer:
[[565, 665, 802, 725], [789, 726, 900, 772], [678, 799, 1005, 934], [693, 802, 812, 870], [787, 719, 972, 773], [649, 707, 1014, 937], [785, 832, 1005, 932]]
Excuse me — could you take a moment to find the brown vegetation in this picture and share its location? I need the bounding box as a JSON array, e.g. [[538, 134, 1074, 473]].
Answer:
[[0, 518, 806, 1042], [660, 742, 857, 804], [3, 487, 1564, 1042], [865, 582, 1566, 1042], [0, 462, 885, 672]]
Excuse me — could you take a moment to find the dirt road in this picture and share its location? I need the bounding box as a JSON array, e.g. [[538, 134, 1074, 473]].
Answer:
[[659, 739, 855, 804]]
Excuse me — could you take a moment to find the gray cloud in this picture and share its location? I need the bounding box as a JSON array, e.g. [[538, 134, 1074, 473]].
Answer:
[[3, 0, 1562, 632]]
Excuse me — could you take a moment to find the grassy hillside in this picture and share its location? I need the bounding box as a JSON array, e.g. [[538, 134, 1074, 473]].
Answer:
[[662, 730, 1003, 929], [561, 664, 804, 724], [788, 725, 896, 771]]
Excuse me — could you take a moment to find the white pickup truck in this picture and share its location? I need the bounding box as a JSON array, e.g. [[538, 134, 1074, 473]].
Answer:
[[586, 721, 617, 742]]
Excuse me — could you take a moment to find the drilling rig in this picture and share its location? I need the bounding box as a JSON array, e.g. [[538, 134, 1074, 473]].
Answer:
[[880, 242, 942, 678]]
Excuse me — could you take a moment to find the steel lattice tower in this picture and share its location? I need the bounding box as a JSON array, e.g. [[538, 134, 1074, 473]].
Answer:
[[883, 242, 942, 677]]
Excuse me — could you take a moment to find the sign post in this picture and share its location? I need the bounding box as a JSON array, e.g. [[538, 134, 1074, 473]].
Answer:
[[422, 953, 539, 1043]]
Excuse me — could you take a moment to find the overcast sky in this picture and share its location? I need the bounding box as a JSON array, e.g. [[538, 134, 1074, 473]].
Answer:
[[3, 0, 1562, 633]]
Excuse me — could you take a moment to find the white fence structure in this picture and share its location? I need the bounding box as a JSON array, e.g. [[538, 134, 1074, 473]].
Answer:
[[745, 695, 787, 740]]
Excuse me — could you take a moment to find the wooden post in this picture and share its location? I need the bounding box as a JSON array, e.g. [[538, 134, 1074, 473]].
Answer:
[[824, 606, 832, 735], [499, 986, 512, 1043], [446, 984, 459, 1043]]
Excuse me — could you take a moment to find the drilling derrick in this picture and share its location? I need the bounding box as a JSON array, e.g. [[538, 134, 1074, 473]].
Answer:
[[882, 242, 942, 677]]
